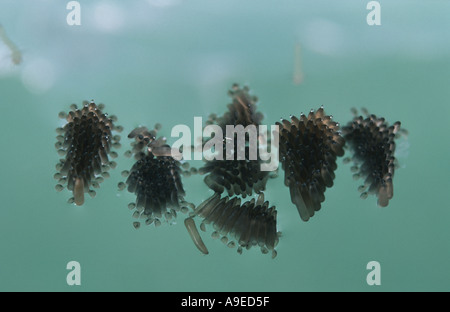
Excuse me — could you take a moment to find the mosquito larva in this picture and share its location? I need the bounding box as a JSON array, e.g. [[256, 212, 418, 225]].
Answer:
[[0, 24, 22, 65]]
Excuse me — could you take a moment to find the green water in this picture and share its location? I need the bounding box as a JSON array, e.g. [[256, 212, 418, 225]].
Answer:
[[0, 0, 449, 292]]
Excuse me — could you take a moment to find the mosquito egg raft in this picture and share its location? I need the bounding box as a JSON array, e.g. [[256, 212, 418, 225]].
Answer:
[[188, 192, 279, 258], [54, 100, 122, 206], [342, 109, 403, 207], [121, 125, 188, 227], [199, 84, 271, 198], [277, 107, 345, 222], [216, 83, 263, 129]]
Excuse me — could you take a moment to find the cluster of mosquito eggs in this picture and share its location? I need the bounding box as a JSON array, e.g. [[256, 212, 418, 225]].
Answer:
[[129, 201, 195, 230]]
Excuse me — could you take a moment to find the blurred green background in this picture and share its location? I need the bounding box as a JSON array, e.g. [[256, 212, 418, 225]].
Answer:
[[0, 0, 449, 291]]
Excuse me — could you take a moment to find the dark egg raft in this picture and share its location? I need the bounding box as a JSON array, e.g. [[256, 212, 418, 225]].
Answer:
[[54, 101, 122, 206], [342, 108, 404, 207], [119, 125, 191, 229], [186, 192, 280, 258], [199, 84, 273, 198], [277, 107, 345, 221]]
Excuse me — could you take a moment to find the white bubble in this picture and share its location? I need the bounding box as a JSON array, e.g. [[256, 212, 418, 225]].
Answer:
[[302, 18, 346, 56], [93, 3, 125, 32], [21, 58, 56, 94], [194, 54, 235, 87]]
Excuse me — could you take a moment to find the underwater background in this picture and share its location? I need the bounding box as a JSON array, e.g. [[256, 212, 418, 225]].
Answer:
[[0, 0, 449, 292]]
